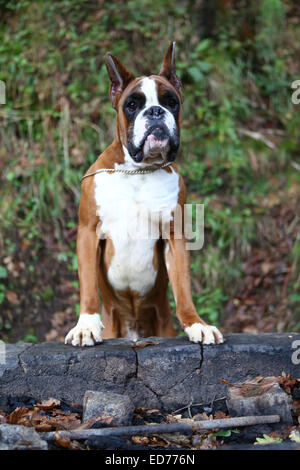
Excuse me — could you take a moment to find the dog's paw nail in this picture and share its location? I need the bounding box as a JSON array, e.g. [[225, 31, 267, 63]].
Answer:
[[65, 313, 104, 347], [185, 323, 223, 345]]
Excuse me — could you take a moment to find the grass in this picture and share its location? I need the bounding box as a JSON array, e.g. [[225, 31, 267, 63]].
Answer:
[[0, 0, 300, 339]]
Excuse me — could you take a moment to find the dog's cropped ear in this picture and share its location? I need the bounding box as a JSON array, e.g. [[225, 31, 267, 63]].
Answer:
[[159, 42, 183, 103], [105, 53, 135, 109]]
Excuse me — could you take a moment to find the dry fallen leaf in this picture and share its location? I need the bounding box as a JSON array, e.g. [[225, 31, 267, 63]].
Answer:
[[36, 398, 61, 410], [131, 340, 159, 349], [6, 290, 19, 305], [6, 407, 29, 424], [34, 422, 53, 432], [197, 412, 212, 421], [54, 432, 74, 449], [54, 432, 83, 450], [224, 376, 278, 398], [200, 435, 218, 449], [45, 414, 82, 430], [73, 414, 114, 431], [160, 432, 191, 446], [132, 435, 150, 445], [165, 413, 181, 424], [29, 410, 81, 431], [213, 410, 229, 420], [145, 409, 162, 415], [149, 435, 169, 447], [277, 374, 299, 394]]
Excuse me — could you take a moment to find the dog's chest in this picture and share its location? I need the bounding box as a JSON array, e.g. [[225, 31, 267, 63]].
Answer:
[[94, 168, 179, 295]]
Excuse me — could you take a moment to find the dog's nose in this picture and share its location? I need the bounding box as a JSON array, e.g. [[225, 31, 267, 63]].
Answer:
[[144, 106, 165, 119]]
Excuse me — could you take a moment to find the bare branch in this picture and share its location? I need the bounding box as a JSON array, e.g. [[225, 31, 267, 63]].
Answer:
[[42, 414, 280, 442]]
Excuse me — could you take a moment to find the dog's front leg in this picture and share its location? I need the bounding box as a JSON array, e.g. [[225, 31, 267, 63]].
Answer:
[[65, 224, 104, 347], [165, 237, 223, 345]]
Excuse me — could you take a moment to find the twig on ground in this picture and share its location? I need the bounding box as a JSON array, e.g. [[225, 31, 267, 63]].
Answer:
[[42, 414, 280, 442], [291, 161, 300, 172], [172, 396, 227, 415], [188, 402, 193, 419], [237, 128, 276, 149]]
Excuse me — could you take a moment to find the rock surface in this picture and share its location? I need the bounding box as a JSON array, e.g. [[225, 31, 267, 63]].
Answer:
[[83, 390, 134, 425], [227, 376, 292, 424], [0, 333, 299, 412], [0, 423, 48, 450]]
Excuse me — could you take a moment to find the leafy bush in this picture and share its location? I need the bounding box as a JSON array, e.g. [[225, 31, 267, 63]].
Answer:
[[0, 0, 299, 338]]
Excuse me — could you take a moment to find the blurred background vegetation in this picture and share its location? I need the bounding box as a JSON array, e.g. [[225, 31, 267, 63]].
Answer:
[[0, 0, 299, 343]]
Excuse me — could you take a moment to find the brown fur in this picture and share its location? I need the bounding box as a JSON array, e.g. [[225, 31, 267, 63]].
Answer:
[[77, 138, 205, 338], [76, 46, 205, 339]]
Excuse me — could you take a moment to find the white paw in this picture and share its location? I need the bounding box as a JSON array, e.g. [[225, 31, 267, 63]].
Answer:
[[65, 313, 104, 347], [185, 323, 223, 345]]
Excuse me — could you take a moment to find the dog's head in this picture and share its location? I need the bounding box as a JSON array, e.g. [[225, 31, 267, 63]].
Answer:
[[105, 42, 183, 165]]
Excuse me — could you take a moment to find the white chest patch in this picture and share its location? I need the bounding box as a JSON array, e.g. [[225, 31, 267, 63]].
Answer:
[[94, 165, 179, 296]]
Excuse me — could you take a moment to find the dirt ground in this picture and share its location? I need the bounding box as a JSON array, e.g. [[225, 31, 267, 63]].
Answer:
[[0, 190, 299, 344]]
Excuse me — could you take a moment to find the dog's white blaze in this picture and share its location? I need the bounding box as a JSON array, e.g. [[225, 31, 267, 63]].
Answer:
[[133, 77, 177, 149], [94, 163, 179, 296], [140, 77, 159, 106]]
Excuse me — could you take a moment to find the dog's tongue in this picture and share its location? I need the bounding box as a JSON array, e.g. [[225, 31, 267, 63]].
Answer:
[[143, 135, 169, 158], [145, 134, 168, 148]]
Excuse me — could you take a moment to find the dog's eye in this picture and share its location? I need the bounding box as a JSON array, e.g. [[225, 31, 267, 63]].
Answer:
[[168, 97, 178, 108], [127, 101, 137, 111], [161, 93, 179, 109]]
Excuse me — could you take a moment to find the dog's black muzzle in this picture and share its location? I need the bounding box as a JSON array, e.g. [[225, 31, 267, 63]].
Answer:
[[127, 122, 180, 163]]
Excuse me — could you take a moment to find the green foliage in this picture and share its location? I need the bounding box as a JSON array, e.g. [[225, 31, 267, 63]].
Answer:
[[211, 429, 240, 438], [0, 0, 299, 332], [193, 288, 227, 326], [255, 434, 283, 445], [22, 330, 38, 343], [0, 267, 7, 306], [0, 284, 6, 306]]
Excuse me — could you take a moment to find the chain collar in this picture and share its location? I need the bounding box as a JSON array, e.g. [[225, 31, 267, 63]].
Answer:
[[81, 161, 173, 182]]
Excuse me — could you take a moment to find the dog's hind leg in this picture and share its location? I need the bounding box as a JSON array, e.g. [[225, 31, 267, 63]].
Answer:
[[101, 306, 120, 339], [154, 297, 177, 338]]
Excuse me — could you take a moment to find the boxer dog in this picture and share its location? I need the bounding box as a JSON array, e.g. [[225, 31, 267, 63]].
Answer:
[[65, 42, 223, 347]]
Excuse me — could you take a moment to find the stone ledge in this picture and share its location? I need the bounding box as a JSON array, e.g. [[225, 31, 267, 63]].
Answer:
[[0, 333, 299, 412]]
